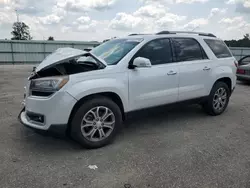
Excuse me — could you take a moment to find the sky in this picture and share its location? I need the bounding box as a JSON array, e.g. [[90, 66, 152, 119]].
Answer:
[[0, 0, 249, 41]]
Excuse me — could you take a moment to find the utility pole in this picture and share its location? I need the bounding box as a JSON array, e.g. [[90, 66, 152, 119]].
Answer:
[[15, 9, 19, 22], [15, 9, 22, 40], [15, 0, 19, 22]]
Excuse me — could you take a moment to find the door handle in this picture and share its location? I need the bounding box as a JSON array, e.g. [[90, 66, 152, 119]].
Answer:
[[167, 71, 177, 75], [203, 66, 211, 71]]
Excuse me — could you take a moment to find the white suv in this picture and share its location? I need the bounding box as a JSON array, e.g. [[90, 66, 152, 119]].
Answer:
[[19, 31, 237, 148]]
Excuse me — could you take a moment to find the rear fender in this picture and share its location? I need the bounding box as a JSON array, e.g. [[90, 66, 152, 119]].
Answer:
[[210, 66, 236, 91]]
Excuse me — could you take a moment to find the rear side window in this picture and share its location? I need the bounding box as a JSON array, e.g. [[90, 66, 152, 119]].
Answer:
[[135, 38, 173, 65], [204, 39, 232, 58], [172, 38, 206, 62]]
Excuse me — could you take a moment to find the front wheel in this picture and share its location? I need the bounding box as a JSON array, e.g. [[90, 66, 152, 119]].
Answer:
[[203, 82, 230, 116], [70, 97, 122, 149]]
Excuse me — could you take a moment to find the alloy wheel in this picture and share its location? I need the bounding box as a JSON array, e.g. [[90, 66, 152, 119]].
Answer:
[[213, 88, 227, 112], [80, 106, 115, 142]]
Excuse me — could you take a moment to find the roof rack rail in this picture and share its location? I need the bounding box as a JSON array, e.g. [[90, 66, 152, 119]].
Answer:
[[128, 33, 150, 36], [156, 31, 216, 37]]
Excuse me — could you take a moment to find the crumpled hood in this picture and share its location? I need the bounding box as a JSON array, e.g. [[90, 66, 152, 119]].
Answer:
[[35, 47, 107, 72]]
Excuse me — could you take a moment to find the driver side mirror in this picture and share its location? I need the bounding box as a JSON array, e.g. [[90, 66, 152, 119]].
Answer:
[[131, 57, 152, 69]]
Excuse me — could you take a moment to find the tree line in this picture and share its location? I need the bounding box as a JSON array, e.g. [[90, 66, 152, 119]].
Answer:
[[224, 34, 250, 47], [8, 21, 250, 47], [10, 21, 54, 41]]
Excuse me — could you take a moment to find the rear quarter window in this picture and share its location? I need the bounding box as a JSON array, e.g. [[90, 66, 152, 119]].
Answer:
[[204, 39, 232, 58], [172, 38, 206, 62]]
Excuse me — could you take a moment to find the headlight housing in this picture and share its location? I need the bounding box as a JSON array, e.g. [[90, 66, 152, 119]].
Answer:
[[30, 76, 69, 96]]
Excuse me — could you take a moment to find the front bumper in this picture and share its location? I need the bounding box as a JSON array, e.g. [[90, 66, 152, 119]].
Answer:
[[18, 91, 77, 137], [18, 108, 67, 137]]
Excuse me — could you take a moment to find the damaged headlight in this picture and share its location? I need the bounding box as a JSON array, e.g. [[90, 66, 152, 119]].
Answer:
[[30, 76, 69, 93]]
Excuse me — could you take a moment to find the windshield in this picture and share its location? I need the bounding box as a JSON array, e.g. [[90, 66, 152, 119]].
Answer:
[[90, 38, 142, 65]]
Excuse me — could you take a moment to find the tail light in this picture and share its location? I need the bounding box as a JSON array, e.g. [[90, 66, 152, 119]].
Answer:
[[234, 60, 238, 68], [237, 69, 245, 74]]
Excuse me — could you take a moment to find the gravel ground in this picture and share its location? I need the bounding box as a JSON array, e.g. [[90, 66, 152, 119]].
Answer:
[[1, 65, 250, 188]]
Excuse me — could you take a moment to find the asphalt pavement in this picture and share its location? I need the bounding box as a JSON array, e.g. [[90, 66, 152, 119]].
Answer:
[[1, 65, 250, 188]]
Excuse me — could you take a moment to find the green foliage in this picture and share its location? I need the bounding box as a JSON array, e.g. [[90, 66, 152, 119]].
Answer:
[[11, 22, 32, 40], [47, 36, 54, 41], [225, 34, 250, 47]]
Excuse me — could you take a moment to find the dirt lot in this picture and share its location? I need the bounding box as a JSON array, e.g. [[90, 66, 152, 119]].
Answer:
[[1, 65, 250, 188]]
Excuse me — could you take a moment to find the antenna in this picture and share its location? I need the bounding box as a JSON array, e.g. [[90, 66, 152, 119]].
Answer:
[[191, 26, 199, 32]]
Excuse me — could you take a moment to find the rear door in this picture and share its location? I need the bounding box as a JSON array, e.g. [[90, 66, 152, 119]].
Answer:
[[172, 38, 212, 101]]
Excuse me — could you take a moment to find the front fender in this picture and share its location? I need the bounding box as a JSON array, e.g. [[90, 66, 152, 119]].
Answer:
[[66, 78, 129, 112]]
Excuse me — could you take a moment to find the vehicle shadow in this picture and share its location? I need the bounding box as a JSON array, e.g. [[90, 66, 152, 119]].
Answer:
[[124, 103, 205, 131], [237, 80, 250, 86], [14, 122, 83, 151], [17, 103, 207, 152]]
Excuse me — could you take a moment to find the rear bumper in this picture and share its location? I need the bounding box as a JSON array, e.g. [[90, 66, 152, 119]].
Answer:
[[18, 107, 67, 137], [237, 74, 250, 81]]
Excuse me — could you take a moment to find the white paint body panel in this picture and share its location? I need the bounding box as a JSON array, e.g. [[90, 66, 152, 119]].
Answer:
[[178, 59, 212, 101], [129, 63, 179, 110], [66, 66, 130, 112], [21, 91, 77, 130], [20, 34, 237, 131]]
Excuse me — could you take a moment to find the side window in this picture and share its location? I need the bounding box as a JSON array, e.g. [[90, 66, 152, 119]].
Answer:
[[172, 38, 204, 62], [136, 39, 173, 65], [204, 39, 232, 58]]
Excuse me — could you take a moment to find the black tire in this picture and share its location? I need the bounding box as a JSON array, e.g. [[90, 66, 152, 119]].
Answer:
[[70, 96, 122, 149], [203, 82, 230, 116]]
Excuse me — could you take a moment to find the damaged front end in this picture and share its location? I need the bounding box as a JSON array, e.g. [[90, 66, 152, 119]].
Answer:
[[29, 47, 107, 80], [25, 47, 107, 98]]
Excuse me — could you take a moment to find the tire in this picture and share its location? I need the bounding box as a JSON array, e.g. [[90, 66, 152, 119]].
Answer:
[[70, 96, 122, 149], [203, 82, 230, 116]]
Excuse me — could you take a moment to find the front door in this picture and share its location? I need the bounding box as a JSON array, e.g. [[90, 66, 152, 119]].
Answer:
[[128, 38, 179, 111]]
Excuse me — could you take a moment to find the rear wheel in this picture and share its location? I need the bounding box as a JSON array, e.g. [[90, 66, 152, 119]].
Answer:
[[70, 97, 122, 149], [203, 82, 230, 116]]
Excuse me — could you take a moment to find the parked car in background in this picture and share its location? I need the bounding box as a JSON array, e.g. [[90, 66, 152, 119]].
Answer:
[[19, 31, 237, 149], [236, 55, 250, 82]]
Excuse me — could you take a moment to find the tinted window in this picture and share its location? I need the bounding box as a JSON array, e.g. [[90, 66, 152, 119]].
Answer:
[[173, 38, 204, 62], [91, 38, 142, 65], [204, 39, 232, 58], [136, 39, 172, 65]]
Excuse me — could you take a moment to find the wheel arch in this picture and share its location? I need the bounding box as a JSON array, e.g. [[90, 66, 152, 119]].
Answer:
[[66, 92, 125, 134], [215, 77, 232, 91]]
